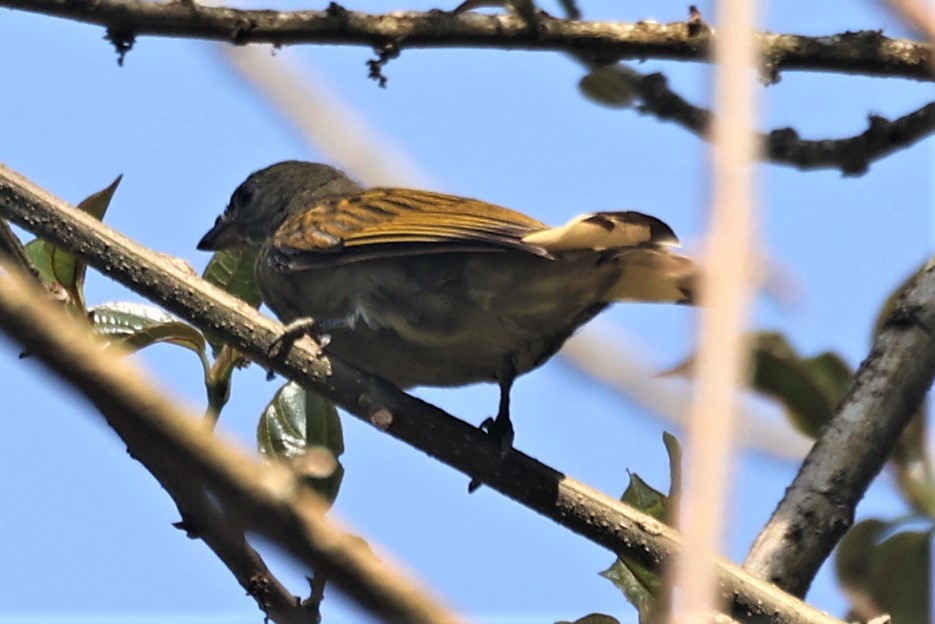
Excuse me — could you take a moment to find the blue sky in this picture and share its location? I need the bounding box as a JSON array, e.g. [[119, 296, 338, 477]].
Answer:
[[0, 1, 931, 622]]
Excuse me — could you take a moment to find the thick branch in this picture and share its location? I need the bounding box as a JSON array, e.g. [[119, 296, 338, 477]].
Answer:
[[0, 166, 846, 624], [0, 266, 464, 624], [611, 66, 935, 174], [744, 258, 935, 595], [1, 0, 931, 81]]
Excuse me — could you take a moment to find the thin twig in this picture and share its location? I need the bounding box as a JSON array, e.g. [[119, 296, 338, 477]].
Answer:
[[0, 264, 466, 624], [0, 163, 847, 624], [0, 0, 930, 81], [608, 65, 935, 175]]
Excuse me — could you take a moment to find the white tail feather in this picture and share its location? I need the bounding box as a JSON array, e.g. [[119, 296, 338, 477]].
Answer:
[[522, 211, 679, 252]]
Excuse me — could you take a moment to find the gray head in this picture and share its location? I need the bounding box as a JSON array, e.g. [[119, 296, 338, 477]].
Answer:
[[198, 161, 362, 251]]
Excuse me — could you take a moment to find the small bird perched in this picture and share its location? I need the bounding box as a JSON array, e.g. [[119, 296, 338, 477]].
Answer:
[[198, 161, 695, 451]]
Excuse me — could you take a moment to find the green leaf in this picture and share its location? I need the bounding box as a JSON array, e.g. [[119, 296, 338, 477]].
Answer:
[[579, 65, 637, 109], [24, 175, 122, 312], [662, 432, 682, 521], [836, 519, 932, 624], [621, 473, 667, 522], [202, 247, 262, 308], [664, 332, 853, 439], [258, 381, 344, 505], [201, 247, 262, 354], [89, 301, 207, 356], [600, 435, 680, 623], [600, 557, 660, 624]]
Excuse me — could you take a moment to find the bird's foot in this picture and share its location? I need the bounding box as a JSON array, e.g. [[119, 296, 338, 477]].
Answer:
[[479, 414, 515, 457], [265, 317, 336, 380], [468, 414, 515, 493]]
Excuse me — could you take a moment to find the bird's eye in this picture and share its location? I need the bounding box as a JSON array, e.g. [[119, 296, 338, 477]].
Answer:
[[230, 183, 256, 213]]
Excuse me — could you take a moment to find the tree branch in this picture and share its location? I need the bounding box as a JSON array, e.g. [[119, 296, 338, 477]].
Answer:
[[0, 264, 465, 624], [606, 65, 935, 175], [166, 475, 310, 623], [0, 219, 39, 279], [1, 0, 931, 81], [744, 257, 935, 595], [0, 164, 848, 624]]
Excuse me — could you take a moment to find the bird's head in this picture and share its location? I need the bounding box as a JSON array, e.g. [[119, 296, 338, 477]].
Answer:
[[197, 161, 361, 251]]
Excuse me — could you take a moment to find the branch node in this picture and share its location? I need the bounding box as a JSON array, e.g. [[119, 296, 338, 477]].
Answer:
[[686, 5, 710, 38], [104, 25, 135, 66], [325, 2, 347, 19], [367, 40, 400, 88], [171, 512, 201, 539], [246, 574, 275, 621], [231, 16, 258, 46]]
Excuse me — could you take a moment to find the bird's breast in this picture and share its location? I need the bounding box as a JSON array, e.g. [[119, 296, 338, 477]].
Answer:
[[256, 249, 615, 388]]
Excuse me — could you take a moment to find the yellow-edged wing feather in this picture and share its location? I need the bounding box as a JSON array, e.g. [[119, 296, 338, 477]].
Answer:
[[270, 187, 682, 270], [272, 189, 550, 265]]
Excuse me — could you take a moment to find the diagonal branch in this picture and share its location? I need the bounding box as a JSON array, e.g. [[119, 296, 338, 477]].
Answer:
[[605, 65, 935, 174], [0, 219, 39, 278], [0, 164, 846, 624], [0, 0, 931, 81], [164, 474, 310, 623], [0, 265, 465, 624], [744, 257, 935, 595]]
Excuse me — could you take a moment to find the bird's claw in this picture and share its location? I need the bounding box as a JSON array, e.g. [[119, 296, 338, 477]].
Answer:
[[479, 415, 515, 458], [468, 414, 515, 493], [264, 317, 321, 380]]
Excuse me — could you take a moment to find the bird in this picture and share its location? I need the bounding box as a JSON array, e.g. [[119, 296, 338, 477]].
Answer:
[[198, 160, 695, 455]]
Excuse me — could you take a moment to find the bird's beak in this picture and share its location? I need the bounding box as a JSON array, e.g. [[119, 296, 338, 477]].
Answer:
[[197, 215, 239, 251]]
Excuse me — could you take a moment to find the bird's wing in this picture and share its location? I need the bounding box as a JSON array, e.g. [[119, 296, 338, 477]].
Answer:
[[271, 188, 551, 265], [272, 188, 683, 270]]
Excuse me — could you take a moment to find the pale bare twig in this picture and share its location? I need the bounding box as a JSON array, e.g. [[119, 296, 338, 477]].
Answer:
[[886, 0, 935, 42], [671, 0, 759, 621], [218, 45, 431, 188]]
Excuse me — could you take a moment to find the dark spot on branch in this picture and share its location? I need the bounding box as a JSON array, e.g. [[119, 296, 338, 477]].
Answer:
[[759, 61, 781, 85], [326, 2, 347, 19], [367, 40, 400, 88], [247, 573, 273, 618], [887, 305, 933, 335], [231, 17, 257, 45], [105, 26, 135, 66], [171, 512, 201, 539], [686, 5, 708, 37]]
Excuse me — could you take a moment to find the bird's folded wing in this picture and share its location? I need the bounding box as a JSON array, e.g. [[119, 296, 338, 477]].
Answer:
[[271, 189, 683, 270], [272, 188, 550, 263]]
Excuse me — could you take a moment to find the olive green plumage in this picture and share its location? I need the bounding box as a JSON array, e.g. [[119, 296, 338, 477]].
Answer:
[[199, 161, 695, 443]]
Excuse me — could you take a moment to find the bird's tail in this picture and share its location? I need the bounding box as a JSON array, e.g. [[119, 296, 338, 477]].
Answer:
[[522, 210, 697, 304]]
